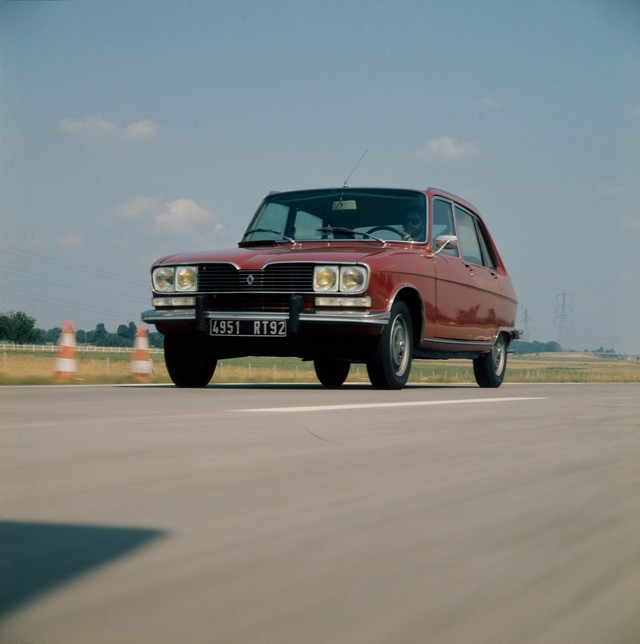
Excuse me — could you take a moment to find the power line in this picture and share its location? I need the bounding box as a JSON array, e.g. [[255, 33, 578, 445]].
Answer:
[[0, 243, 148, 287], [0, 285, 138, 324], [0, 264, 143, 305]]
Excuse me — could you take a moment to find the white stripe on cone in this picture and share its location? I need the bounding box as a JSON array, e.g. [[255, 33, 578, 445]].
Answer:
[[53, 358, 78, 372], [58, 332, 77, 348], [130, 360, 153, 374], [54, 321, 78, 381], [130, 326, 153, 381]]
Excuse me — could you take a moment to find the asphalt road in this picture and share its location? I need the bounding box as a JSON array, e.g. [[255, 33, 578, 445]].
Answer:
[[1, 383, 639, 644]]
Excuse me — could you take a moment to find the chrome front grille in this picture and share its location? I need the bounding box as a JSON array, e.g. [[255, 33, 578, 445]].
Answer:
[[198, 263, 315, 293]]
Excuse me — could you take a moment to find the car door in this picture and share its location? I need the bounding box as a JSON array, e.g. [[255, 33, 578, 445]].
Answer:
[[432, 200, 497, 342]]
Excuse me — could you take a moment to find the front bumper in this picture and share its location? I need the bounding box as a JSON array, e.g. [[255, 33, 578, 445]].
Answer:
[[141, 295, 390, 332]]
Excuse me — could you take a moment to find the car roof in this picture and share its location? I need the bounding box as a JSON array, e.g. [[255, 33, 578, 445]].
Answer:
[[267, 186, 480, 215]]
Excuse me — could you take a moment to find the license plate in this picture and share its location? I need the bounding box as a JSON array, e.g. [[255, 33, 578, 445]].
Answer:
[[210, 319, 288, 337]]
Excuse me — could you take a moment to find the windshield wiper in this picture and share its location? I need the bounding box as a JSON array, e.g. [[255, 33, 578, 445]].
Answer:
[[243, 228, 295, 243], [318, 226, 384, 243]]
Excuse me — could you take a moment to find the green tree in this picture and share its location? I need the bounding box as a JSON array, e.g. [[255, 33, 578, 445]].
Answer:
[[90, 323, 108, 345], [149, 331, 164, 348], [0, 311, 41, 344], [43, 327, 62, 344], [512, 340, 561, 354], [117, 321, 137, 341]]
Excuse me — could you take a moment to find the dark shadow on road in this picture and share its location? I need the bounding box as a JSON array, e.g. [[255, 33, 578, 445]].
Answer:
[[0, 520, 165, 618], [117, 383, 475, 390]]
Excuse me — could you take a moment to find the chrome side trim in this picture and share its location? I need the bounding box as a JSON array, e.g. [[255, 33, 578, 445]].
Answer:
[[423, 329, 519, 348], [422, 336, 494, 348]]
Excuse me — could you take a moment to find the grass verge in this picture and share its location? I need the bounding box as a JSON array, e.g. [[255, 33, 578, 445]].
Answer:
[[1, 349, 639, 385]]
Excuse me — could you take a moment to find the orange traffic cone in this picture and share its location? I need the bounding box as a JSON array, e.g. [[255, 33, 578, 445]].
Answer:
[[53, 320, 78, 381], [130, 326, 153, 382]]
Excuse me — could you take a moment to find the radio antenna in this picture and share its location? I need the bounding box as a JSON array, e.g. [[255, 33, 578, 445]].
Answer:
[[342, 149, 368, 188]]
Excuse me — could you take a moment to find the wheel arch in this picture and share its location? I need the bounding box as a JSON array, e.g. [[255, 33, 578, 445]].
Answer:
[[391, 287, 424, 348], [494, 327, 519, 349]]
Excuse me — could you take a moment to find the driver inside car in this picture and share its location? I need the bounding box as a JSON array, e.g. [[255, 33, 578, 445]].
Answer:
[[402, 209, 426, 242]]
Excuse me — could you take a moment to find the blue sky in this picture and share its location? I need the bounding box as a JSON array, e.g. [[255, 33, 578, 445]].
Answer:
[[1, 0, 639, 353]]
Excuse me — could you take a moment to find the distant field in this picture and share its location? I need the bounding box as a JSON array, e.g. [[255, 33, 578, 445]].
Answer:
[[1, 347, 639, 385]]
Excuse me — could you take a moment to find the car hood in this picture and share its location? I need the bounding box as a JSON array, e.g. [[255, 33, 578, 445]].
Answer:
[[153, 243, 396, 269]]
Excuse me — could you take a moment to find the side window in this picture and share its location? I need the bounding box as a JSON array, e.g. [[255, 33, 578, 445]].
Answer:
[[476, 222, 497, 269], [432, 199, 458, 256], [454, 207, 484, 265]]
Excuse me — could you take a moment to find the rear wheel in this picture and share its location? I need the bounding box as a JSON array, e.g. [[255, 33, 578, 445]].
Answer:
[[164, 334, 217, 388], [314, 359, 351, 387], [367, 301, 413, 389], [473, 333, 507, 388]]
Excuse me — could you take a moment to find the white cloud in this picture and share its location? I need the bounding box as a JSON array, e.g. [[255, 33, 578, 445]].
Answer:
[[57, 115, 159, 142], [110, 196, 223, 236], [113, 195, 161, 219], [123, 119, 160, 141], [154, 199, 217, 235], [418, 136, 477, 160]]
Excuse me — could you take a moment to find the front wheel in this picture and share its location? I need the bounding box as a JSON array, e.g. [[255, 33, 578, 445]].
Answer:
[[164, 334, 217, 388], [473, 333, 507, 388], [314, 359, 351, 387], [367, 301, 413, 389]]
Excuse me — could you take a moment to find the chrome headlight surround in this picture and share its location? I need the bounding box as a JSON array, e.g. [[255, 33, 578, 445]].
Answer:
[[175, 266, 198, 291], [152, 267, 176, 292], [313, 265, 368, 294], [339, 266, 368, 293], [313, 266, 339, 292], [152, 266, 198, 293]]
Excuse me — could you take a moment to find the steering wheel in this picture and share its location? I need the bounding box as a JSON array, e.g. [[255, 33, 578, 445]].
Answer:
[[366, 226, 403, 239]]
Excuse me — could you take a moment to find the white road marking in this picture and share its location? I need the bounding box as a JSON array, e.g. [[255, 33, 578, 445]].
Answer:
[[236, 397, 545, 413]]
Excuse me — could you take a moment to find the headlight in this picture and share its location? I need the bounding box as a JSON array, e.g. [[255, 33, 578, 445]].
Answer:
[[314, 266, 339, 292], [340, 266, 367, 293], [314, 265, 368, 293], [152, 267, 175, 292], [152, 266, 198, 292], [176, 266, 198, 291]]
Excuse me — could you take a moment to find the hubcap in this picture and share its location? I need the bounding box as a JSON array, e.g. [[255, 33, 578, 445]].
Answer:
[[493, 337, 506, 375], [390, 315, 410, 375]]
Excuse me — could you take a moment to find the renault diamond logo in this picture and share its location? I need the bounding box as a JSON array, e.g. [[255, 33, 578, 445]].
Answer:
[[246, 274, 255, 286]]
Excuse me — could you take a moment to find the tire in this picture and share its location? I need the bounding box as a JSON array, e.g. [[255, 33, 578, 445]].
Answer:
[[163, 334, 217, 388], [367, 301, 413, 389], [473, 333, 507, 388], [314, 359, 351, 387]]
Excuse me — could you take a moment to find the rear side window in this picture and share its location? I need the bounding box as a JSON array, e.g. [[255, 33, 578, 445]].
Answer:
[[454, 207, 484, 265], [476, 220, 497, 269]]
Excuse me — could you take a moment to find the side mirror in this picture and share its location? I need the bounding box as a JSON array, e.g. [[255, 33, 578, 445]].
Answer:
[[434, 235, 458, 255]]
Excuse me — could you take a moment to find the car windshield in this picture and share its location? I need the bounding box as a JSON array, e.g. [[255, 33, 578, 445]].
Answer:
[[242, 188, 427, 243]]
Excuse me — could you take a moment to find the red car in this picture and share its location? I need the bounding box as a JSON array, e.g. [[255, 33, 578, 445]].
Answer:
[[142, 187, 518, 389]]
